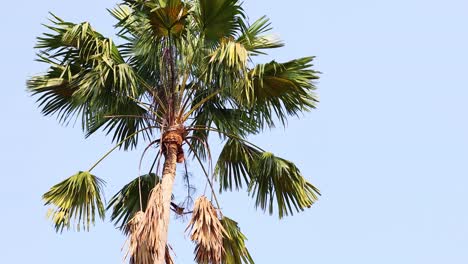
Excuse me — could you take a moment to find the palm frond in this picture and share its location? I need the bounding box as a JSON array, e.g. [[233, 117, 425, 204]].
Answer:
[[249, 152, 320, 218], [137, 184, 166, 261], [125, 210, 174, 264], [85, 97, 152, 150], [237, 15, 284, 55], [29, 14, 145, 141], [215, 138, 320, 218], [242, 57, 320, 127], [109, 4, 148, 39], [209, 38, 248, 71], [187, 196, 225, 264], [148, 0, 189, 37], [125, 211, 154, 264], [215, 138, 261, 191], [195, 0, 245, 42], [43, 171, 105, 232], [107, 173, 160, 230], [221, 217, 254, 264], [27, 57, 86, 125]]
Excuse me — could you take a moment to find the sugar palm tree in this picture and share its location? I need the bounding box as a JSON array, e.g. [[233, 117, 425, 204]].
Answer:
[[28, 0, 321, 263]]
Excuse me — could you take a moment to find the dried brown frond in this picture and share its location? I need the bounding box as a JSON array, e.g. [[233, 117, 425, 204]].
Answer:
[[124, 208, 175, 264], [137, 184, 165, 262], [124, 184, 175, 264], [125, 211, 153, 264], [186, 196, 226, 264], [165, 244, 175, 264]]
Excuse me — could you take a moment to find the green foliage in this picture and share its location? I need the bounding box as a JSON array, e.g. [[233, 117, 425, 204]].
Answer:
[[237, 15, 284, 55], [216, 138, 261, 191], [216, 138, 320, 218], [107, 173, 160, 230], [28, 14, 147, 150], [31, 0, 321, 261], [245, 57, 320, 127], [43, 171, 105, 232], [249, 152, 320, 218], [221, 217, 254, 264], [196, 0, 245, 41]]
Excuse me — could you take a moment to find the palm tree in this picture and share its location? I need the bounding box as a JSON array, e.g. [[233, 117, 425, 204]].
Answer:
[[28, 0, 321, 263]]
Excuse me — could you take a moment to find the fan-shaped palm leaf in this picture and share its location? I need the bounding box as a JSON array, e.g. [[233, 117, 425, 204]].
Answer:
[[215, 138, 261, 191], [28, 14, 150, 149], [215, 138, 320, 218], [43, 171, 105, 232], [249, 152, 320, 218], [244, 58, 320, 125]]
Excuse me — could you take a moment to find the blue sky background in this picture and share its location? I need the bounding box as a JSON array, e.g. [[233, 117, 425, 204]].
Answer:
[[1, 0, 468, 263]]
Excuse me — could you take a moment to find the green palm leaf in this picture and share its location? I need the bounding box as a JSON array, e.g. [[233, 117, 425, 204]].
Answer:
[[215, 138, 261, 191], [196, 0, 245, 42], [148, 0, 189, 37], [243, 57, 320, 127], [237, 15, 284, 55], [28, 14, 150, 149], [43, 171, 105, 232], [221, 217, 254, 264], [249, 152, 320, 218], [107, 173, 160, 230], [215, 138, 320, 218], [85, 98, 152, 150]]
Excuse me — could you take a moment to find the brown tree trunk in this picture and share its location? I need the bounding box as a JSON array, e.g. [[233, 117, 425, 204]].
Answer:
[[154, 143, 178, 264]]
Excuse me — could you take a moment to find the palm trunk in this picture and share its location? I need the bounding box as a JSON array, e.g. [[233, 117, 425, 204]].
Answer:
[[155, 143, 178, 264]]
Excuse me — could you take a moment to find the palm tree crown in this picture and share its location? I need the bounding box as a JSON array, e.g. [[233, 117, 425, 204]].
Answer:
[[28, 0, 321, 263]]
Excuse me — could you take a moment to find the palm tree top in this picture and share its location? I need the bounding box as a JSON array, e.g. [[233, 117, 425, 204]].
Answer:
[[28, 0, 321, 263]]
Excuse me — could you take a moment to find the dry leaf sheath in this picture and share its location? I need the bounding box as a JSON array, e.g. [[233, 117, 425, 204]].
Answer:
[[187, 196, 226, 264]]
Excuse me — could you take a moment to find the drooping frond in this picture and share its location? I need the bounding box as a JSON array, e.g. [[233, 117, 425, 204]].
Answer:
[[249, 152, 320, 218], [125, 211, 154, 264], [215, 138, 261, 191], [43, 171, 105, 232], [242, 57, 320, 127], [215, 138, 320, 218], [187, 196, 225, 264], [125, 210, 175, 264], [107, 173, 160, 230], [137, 184, 166, 261], [28, 14, 147, 148], [220, 217, 254, 264]]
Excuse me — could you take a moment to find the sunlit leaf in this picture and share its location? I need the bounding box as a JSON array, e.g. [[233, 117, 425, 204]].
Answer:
[[43, 171, 105, 232]]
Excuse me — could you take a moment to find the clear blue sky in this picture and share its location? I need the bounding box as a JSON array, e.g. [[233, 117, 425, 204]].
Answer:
[[1, 0, 468, 263]]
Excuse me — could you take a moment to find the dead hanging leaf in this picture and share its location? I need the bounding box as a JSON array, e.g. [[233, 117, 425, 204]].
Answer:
[[124, 184, 174, 264], [186, 196, 226, 264], [125, 211, 153, 264], [137, 184, 165, 262]]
